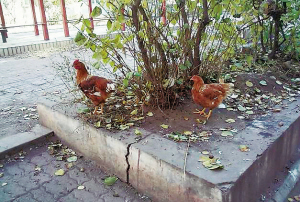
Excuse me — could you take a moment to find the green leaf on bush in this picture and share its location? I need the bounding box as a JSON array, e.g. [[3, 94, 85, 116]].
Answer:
[[246, 55, 253, 66], [100, 50, 108, 58], [92, 52, 102, 60], [82, 19, 91, 29], [74, 32, 85, 42], [103, 57, 110, 64], [109, 60, 115, 67], [134, 72, 142, 77], [91, 6, 102, 18], [123, 78, 129, 87], [107, 20, 112, 30], [185, 60, 192, 68], [179, 64, 187, 70]]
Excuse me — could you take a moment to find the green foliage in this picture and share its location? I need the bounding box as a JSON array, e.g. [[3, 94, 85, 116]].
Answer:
[[91, 6, 102, 18], [243, 0, 300, 59], [73, 0, 299, 108]]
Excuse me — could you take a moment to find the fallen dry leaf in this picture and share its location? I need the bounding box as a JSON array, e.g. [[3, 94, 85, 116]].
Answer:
[[272, 108, 281, 112], [35, 165, 42, 172], [54, 169, 65, 176], [199, 156, 224, 170], [246, 81, 253, 87], [199, 155, 210, 162], [239, 145, 250, 152], [104, 176, 118, 186], [67, 156, 77, 162], [147, 112, 153, 117], [160, 124, 169, 129], [183, 131, 192, 135], [78, 185, 85, 190], [119, 125, 129, 130], [66, 163, 74, 169], [294, 195, 300, 201], [134, 129, 142, 136], [130, 109, 138, 115], [221, 131, 233, 137], [259, 80, 267, 86], [225, 118, 235, 123]]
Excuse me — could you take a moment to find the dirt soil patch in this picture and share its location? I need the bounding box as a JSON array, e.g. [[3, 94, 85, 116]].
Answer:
[[76, 69, 300, 153]]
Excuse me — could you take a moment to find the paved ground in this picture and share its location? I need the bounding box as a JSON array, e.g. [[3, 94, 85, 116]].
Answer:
[[0, 48, 150, 201], [0, 137, 150, 202], [0, 52, 67, 138]]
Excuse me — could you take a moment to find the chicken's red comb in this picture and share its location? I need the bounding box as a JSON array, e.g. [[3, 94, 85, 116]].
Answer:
[[74, 59, 80, 64]]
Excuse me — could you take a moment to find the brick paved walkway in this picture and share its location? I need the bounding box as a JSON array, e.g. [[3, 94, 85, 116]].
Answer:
[[0, 138, 150, 202]]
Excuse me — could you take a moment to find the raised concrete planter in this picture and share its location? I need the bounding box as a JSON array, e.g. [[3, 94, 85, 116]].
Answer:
[[37, 98, 300, 202]]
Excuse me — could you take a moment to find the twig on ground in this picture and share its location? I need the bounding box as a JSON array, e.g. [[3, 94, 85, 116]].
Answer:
[[183, 138, 190, 179]]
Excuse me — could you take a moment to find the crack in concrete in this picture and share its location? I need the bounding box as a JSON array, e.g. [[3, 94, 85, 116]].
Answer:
[[125, 135, 150, 184], [125, 143, 133, 184]]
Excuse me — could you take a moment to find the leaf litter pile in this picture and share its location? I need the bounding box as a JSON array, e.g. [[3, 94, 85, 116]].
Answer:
[[77, 88, 147, 131], [224, 73, 300, 120], [48, 140, 80, 174], [47, 141, 119, 186]]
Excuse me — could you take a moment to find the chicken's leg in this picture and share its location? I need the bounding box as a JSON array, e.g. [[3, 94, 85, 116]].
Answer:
[[93, 103, 104, 115], [206, 110, 212, 120], [193, 108, 207, 116], [100, 103, 104, 114], [93, 106, 99, 114], [197, 109, 212, 120]]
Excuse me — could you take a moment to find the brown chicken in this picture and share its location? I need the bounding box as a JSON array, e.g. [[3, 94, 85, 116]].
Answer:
[[191, 75, 233, 119], [73, 59, 114, 114]]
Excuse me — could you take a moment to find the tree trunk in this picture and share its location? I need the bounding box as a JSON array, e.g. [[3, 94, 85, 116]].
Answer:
[[269, 15, 280, 59], [131, 0, 156, 83], [193, 0, 210, 74]]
